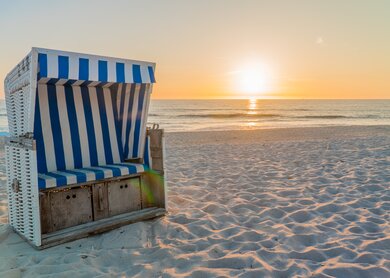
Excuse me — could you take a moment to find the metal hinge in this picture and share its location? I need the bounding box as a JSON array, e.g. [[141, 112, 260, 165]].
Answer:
[[6, 133, 36, 150]]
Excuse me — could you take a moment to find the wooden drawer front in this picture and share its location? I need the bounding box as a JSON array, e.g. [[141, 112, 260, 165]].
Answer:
[[108, 178, 141, 216], [41, 187, 93, 233]]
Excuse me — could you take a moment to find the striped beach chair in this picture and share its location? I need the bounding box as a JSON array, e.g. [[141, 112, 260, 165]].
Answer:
[[4, 48, 166, 248]]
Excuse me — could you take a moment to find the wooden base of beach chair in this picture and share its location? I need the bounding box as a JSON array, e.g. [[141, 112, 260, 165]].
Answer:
[[39, 207, 166, 249], [39, 176, 143, 234], [37, 170, 166, 249]]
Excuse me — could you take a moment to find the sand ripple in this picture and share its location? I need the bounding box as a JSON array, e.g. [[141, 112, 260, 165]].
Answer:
[[0, 127, 389, 277]]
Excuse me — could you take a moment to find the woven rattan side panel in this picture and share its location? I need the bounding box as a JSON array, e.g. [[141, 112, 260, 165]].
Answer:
[[6, 144, 41, 246]]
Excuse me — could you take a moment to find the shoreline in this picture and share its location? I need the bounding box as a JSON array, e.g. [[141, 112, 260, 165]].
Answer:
[[0, 124, 389, 145]]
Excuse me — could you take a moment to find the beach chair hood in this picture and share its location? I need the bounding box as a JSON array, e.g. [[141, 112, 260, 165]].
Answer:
[[7, 48, 155, 170]]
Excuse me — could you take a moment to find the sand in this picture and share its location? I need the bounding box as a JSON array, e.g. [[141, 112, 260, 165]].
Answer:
[[0, 125, 389, 277]]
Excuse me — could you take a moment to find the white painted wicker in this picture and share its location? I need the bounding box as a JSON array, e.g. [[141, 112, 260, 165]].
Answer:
[[5, 50, 41, 246], [5, 141, 41, 246]]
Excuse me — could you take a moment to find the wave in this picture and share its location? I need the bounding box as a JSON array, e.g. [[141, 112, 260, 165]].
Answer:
[[297, 115, 348, 119], [176, 113, 281, 119], [296, 115, 388, 119], [149, 113, 388, 120], [363, 114, 385, 119]]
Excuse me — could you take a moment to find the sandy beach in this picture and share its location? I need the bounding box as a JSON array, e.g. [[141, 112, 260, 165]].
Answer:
[[0, 125, 389, 277]]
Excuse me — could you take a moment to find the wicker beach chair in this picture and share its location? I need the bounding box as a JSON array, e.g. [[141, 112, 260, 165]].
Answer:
[[4, 48, 166, 248]]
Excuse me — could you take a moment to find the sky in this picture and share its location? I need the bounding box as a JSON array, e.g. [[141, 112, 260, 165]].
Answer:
[[0, 0, 389, 99]]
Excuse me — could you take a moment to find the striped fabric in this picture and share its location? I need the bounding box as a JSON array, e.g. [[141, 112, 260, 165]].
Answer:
[[144, 135, 152, 169], [38, 162, 145, 189], [33, 49, 154, 189], [116, 83, 150, 160], [34, 83, 123, 173], [34, 82, 151, 188], [37, 51, 156, 84]]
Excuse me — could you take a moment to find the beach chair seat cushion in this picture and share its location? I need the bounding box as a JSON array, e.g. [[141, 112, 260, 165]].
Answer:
[[38, 162, 146, 189]]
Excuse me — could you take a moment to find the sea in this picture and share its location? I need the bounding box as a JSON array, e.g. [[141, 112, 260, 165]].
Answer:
[[148, 99, 390, 132], [0, 99, 389, 133]]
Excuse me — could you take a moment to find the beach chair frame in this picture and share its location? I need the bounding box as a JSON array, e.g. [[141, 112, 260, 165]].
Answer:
[[4, 48, 166, 249]]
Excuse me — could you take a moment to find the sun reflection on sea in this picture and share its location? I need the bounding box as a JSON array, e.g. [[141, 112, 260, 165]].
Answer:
[[248, 98, 257, 115], [246, 98, 258, 128]]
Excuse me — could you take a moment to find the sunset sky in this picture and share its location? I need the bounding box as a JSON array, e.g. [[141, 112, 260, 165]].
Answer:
[[0, 0, 389, 99]]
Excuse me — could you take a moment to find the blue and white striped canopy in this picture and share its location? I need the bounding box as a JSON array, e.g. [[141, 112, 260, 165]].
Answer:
[[31, 48, 155, 189], [35, 48, 156, 85]]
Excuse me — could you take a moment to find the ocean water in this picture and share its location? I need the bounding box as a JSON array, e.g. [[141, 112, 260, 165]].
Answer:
[[0, 99, 389, 133], [148, 99, 390, 132]]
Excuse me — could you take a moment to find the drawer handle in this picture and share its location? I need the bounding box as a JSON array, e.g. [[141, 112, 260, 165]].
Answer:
[[66, 194, 77, 200]]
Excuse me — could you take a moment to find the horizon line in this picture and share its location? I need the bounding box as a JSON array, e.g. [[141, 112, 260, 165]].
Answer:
[[150, 98, 390, 100], [1, 97, 390, 101]]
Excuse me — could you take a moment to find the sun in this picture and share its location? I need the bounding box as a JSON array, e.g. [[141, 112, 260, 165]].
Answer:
[[232, 61, 272, 98], [239, 66, 266, 93]]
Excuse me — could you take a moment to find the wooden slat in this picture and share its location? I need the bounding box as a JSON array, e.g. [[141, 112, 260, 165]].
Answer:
[[92, 183, 109, 221], [143, 128, 165, 208], [40, 207, 166, 249], [148, 129, 164, 172], [39, 192, 53, 234]]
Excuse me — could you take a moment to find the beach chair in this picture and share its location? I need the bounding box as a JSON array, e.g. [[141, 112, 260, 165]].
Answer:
[[4, 48, 166, 249]]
